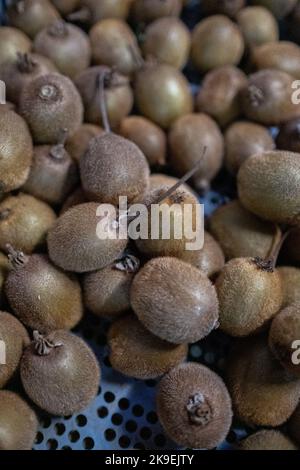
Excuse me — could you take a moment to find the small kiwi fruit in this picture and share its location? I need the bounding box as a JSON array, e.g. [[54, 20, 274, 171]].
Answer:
[[131, 257, 219, 344], [282, 228, 300, 264], [83, 252, 140, 319], [0, 253, 10, 306], [276, 118, 300, 154], [278, 267, 300, 307], [0, 193, 56, 253], [130, 0, 182, 24], [238, 151, 300, 225], [0, 26, 31, 66], [119, 116, 166, 167], [237, 6, 279, 47], [0, 391, 38, 450], [288, 404, 300, 446], [52, 0, 80, 15], [0, 108, 33, 193], [227, 335, 300, 427], [196, 66, 247, 128], [108, 314, 188, 379], [240, 69, 300, 125], [201, 0, 245, 17], [70, 0, 132, 24], [47, 202, 127, 273], [65, 124, 104, 163], [191, 15, 244, 73], [60, 187, 87, 214], [224, 121, 275, 174], [34, 20, 91, 79], [20, 330, 100, 416], [238, 430, 298, 451], [0, 311, 29, 389], [5, 247, 83, 333], [251, 0, 297, 19], [169, 113, 224, 192], [252, 41, 300, 79], [157, 362, 232, 449]]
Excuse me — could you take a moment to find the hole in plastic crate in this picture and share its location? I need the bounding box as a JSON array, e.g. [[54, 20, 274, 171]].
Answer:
[[35, 432, 44, 444], [132, 404, 144, 417], [140, 427, 152, 440], [55, 423, 66, 436], [41, 416, 51, 428], [125, 420, 137, 433], [118, 398, 129, 410], [47, 439, 58, 450], [119, 435, 131, 449], [83, 437, 95, 450], [76, 415, 87, 427], [146, 411, 158, 425], [104, 429, 116, 442], [61, 446, 72, 451], [104, 391, 115, 403], [69, 431, 80, 443], [98, 406, 108, 418], [111, 413, 123, 426]]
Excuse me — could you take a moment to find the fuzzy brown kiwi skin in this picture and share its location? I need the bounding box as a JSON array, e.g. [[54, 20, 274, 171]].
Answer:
[[201, 0, 245, 17], [252, 41, 300, 79], [130, 0, 182, 24], [0, 391, 38, 450], [108, 315, 188, 380], [278, 267, 300, 308], [251, 0, 297, 19], [52, 0, 80, 15], [0, 27, 32, 66], [65, 124, 104, 163], [276, 118, 300, 154], [237, 6, 279, 47], [60, 187, 87, 214], [47, 202, 128, 273], [130, 257, 219, 345], [0, 253, 10, 306], [238, 430, 298, 451], [288, 403, 300, 446], [157, 362, 232, 449], [20, 330, 100, 416], [19, 73, 83, 144], [79, 0, 132, 24]]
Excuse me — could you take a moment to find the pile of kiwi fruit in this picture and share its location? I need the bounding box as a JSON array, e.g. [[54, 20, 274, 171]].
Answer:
[[1, 0, 300, 452]]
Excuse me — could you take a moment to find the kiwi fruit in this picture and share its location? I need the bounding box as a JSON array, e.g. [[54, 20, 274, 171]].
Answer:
[[0, 193, 56, 253], [0, 108, 33, 193], [141, 17, 191, 70], [238, 430, 298, 450], [209, 200, 280, 260], [5, 248, 83, 333], [227, 335, 300, 427], [201, 0, 245, 17], [52, 0, 80, 15], [149, 173, 196, 198], [134, 63, 193, 129], [75, 66, 133, 130], [251, 0, 297, 19], [288, 404, 300, 446], [157, 362, 232, 449], [169, 113, 224, 192], [20, 330, 100, 416], [278, 267, 300, 307], [0, 311, 29, 389], [0, 391, 38, 450], [237, 6, 279, 47], [119, 116, 166, 167], [289, 2, 300, 44], [283, 228, 300, 264], [131, 257, 219, 344], [131, 0, 182, 24], [0, 253, 10, 305], [196, 66, 247, 128], [252, 41, 300, 79], [47, 202, 127, 273], [224, 121, 275, 174], [19, 72, 83, 144], [34, 20, 91, 79], [277, 118, 300, 154], [65, 123, 104, 163], [71, 0, 132, 24], [83, 252, 140, 319], [191, 15, 244, 73], [108, 314, 188, 379], [60, 187, 87, 214], [240, 69, 300, 125], [238, 151, 300, 225], [0, 26, 31, 66]]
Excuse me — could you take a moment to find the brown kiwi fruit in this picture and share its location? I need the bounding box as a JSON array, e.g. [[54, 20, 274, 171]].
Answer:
[[20, 330, 100, 416], [0, 253, 9, 306], [252, 41, 300, 79], [60, 187, 87, 214], [72, 0, 132, 24], [131, 0, 182, 24], [0, 27, 31, 66], [0, 311, 29, 389], [278, 267, 300, 307], [227, 335, 300, 427], [209, 200, 280, 260], [238, 430, 298, 450], [277, 118, 300, 154], [131, 257, 219, 344], [5, 248, 83, 333], [237, 6, 279, 47], [52, 0, 80, 15], [108, 314, 188, 379], [169, 113, 224, 192], [251, 0, 297, 19], [141, 17, 191, 70], [19, 73, 83, 144], [240, 69, 300, 125], [191, 15, 244, 73], [196, 66, 247, 128], [283, 228, 300, 264], [83, 252, 140, 319], [47, 202, 127, 273], [201, 0, 245, 17], [0, 193, 56, 253], [238, 151, 300, 225], [0, 108, 33, 193], [0, 391, 38, 450], [119, 116, 166, 167], [65, 123, 104, 163], [34, 20, 91, 79], [157, 362, 232, 449], [224, 121, 275, 174], [288, 404, 300, 446]]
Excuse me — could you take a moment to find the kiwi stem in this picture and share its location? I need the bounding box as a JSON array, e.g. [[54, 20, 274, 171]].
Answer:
[[48, 20, 68, 38], [33, 331, 63, 356], [97, 71, 111, 133], [254, 228, 294, 272], [247, 84, 264, 107], [67, 7, 92, 24], [113, 254, 140, 273], [17, 52, 37, 74], [186, 392, 213, 427], [6, 244, 29, 269], [49, 129, 69, 160]]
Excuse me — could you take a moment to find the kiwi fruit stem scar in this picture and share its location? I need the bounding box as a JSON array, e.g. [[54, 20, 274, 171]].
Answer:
[[6, 244, 28, 269], [254, 227, 292, 272], [32, 330, 62, 356]]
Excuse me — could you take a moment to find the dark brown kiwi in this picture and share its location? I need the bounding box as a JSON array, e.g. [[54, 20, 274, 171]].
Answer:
[[251, 0, 297, 19], [0, 253, 10, 306], [0, 391, 38, 450], [131, 257, 219, 344], [131, 0, 182, 24], [240, 70, 300, 125], [0, 108, 33, 193], [60, 187, 87, 214], [201, 0, 245, 17], [191, 15, 244, 73], [283, 228, 300, 264], [20, 330, 100, 416], [157, 362, 232, 449], [5, 247, 83, 333], [65, 123, 104, 163], [169, 113, 224, 192], [227, 335, 300, 427], [83, 252, 140, 319], [47, 202, 127, 272], [0, 27, 31, 66], [238, 430, 298, 450], [19, 73, 83, 144], [238, 151, 300, 225], [0, 311, 29, 388], [278, 267, 300, 307], [288, 404, 300, 446], [0, 193, 56, 253], [237, 6, 278, 47], [52, 0, 80, 15], [252, 41, 300, 79], [277, 118, 300, 154], [70, 0, 132, 24], [224, 121, 275, 174], [196, 66, 247, 128], [108, 314, 188, 379], [34, 20, 91, 79]]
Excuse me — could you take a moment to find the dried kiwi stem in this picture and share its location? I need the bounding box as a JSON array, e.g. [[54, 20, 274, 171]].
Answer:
[[6, 244, 29, 269], [49, 128, 69, 160], [113, 253, 140, 273], [67, 7, 92, 24], [186, 392, 213, 426], [17, 52, 37, 74], [48, 20, 68, 38], [254, 227, 294, 272], [97, 71, 111, 133], [33, 331, 63, 356], [247, 84, 264, 107]]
